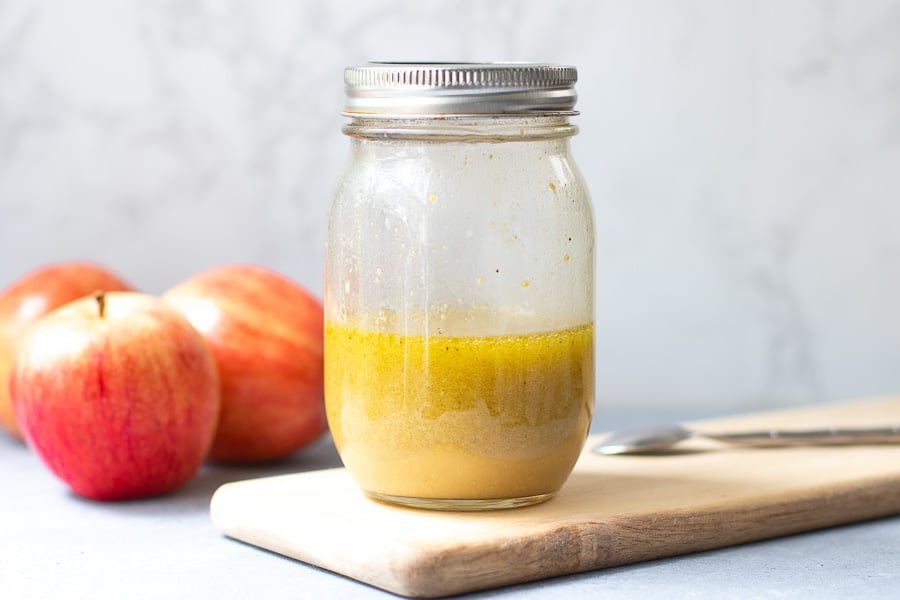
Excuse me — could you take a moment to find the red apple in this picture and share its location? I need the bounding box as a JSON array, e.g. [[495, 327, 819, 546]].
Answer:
[[163, 264, 325, 463], [10, 291, 220, 501], [0, 262, 133, 440]]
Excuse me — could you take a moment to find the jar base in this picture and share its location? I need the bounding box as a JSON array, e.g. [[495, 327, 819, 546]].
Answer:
[[364, 490, 556, 511]]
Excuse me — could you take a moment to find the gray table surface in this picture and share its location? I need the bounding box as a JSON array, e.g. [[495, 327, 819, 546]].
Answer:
[[5, 405, 899, 599]]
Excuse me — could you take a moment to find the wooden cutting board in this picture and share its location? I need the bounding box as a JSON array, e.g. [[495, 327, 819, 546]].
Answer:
[[210, 396, 900, 598]]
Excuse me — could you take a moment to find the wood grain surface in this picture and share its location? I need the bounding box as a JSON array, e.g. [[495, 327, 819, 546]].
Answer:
[[210, 396, 900, 598]]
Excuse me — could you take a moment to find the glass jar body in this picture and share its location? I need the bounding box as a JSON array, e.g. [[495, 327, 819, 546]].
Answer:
[[324, 115, 594, 510]]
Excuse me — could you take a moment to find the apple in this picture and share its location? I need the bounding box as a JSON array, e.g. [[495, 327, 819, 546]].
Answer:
[[0, 261, 133, 440], [10, 291, 220, 501], [163, 264, 326, 463]]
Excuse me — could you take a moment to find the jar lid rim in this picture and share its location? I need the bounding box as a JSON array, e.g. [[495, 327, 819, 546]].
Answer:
[[343, 62, 578, 115]]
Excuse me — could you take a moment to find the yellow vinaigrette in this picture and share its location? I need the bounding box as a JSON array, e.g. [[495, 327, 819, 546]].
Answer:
[[325, 314, 594, 504]]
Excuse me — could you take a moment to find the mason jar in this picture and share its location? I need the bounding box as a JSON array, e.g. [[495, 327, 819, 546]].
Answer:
[[324, 63, 594, 510]]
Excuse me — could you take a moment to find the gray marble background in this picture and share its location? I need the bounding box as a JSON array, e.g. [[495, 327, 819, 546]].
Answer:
[[1, 0, 899, 412]]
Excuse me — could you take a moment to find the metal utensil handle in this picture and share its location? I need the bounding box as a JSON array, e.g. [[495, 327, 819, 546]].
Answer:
[[704, 425, 900, 447]]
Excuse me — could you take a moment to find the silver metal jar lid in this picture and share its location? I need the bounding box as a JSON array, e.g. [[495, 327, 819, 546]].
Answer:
[[343, 62, 578, 116]]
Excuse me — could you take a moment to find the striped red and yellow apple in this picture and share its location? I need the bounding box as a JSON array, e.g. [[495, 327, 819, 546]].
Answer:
[[163, 264, 326, 464], [0, 262, 133, 440], [10, 292, 220, 501]]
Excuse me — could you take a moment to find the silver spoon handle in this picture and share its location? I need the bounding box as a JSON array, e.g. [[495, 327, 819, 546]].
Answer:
[[702, 425, 900, 447]]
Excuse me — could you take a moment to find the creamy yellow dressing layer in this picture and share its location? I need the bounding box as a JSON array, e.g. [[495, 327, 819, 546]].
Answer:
[[325, 313, 593, 500]]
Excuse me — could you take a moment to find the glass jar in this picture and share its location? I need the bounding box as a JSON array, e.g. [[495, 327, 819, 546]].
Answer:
[[324, 63, 594, 510]]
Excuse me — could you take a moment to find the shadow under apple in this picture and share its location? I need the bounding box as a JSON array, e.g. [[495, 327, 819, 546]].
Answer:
[[75, 434, 343, 515]]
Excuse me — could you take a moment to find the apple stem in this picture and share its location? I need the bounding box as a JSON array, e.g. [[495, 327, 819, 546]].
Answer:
[[94, 290, 106, 318]]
